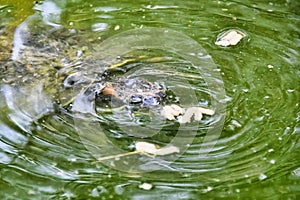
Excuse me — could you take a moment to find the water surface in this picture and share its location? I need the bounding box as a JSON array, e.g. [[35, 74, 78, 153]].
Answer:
[[0, 0, 299, 199]]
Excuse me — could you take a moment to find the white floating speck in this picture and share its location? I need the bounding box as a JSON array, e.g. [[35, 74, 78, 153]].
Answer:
[[284, 127, 291, 135], [268, 148, 274, 153], [267, 64, 274, 69], [203, 186, 214, 193], [139, 183, 153, 190], [269, 159, 276, 164], [114, 25, 120, 30], [259, 173, 267, 180], [28, 190, 36, 195]]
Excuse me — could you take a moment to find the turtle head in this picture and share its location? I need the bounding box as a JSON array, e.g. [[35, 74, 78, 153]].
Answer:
[[129, 91, 165, 107], [97, 78, 166, 108]]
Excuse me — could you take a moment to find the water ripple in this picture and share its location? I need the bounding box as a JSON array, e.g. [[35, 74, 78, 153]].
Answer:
[[0, 0, 299, 199]]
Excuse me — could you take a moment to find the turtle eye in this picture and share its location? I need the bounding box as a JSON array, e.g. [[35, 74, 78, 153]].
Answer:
[[63, 74, 77, 88], [155, 91, 165, 98], [142, 96, 160, 106], [130, 95, 143, 104]]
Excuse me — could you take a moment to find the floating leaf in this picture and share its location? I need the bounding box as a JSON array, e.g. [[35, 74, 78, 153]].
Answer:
[[152, 145, 180, 156], [95, 141, 179, 162], [215, 29, 246, 47], [135, 141, 180, 156], [135, 141, 158, 154]]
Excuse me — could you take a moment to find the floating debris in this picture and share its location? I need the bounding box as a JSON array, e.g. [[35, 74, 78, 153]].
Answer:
[[139, 183, 153, 190], [177, 107, 203, 124], [135, 141, 180, 156], [135, 141, 158, 154], [197, 107, 215, 115], [95, 141, 180, 162], [267, 64, 274, 69], [161, 104, 184, 120], [259, 173, 267, 180], [269, 159, 276, 164], [215, 29, 246, 47], [161, 104, 214, 123]]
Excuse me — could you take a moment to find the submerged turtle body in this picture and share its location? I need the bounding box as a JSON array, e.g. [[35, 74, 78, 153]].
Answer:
[[0, 19, 166, 116]]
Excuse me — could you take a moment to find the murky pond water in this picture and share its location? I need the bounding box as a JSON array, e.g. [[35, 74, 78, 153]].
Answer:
[[0, 0, 299, 199]]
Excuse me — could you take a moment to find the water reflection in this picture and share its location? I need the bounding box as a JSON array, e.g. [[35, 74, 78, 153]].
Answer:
[[0, 0, 299, 199]]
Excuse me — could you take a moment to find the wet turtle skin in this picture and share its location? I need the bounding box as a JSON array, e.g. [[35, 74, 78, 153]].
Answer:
[[96, 78, 165, 108], [0, 19, 166, 113], [63, 70, 166, 109]]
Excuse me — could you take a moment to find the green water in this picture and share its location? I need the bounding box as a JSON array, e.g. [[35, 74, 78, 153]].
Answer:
[[0, 0, 299, 199]]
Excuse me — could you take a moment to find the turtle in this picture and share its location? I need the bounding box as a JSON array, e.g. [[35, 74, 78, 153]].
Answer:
[[0, 18, 168, 120], [0, 18, 214, 124]]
